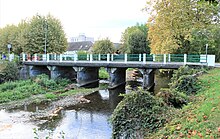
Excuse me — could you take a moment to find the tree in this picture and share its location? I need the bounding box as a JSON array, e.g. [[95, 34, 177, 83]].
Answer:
[[120, 24, 150, 54], [0, 14, 68, 55], [190, 25, 220, 61], [13, 20, 29, 54], [23, 14, 68, 54], [128, 30, 149, 54], [92, 38, 115, 54], [146, 0, 219, 54], [0, 25, 18, 54]]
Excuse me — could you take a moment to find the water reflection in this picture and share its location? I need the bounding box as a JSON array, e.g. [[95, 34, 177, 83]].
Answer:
[[0, 73, 171, 139], [37, 87, 125, 139]]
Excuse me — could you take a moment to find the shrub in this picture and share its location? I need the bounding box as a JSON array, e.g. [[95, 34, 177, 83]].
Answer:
[[0, 61, 19, 83], [33, 74, 58, 90], [169, 66, 201, 96], [171, 75, 199, 95], [110, 89, 169, 138], [99, 68, 109, 79], [156, 89, 188, 108]]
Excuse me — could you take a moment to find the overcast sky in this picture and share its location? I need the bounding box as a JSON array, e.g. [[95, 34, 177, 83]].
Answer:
[[0, 0, 148, 43]]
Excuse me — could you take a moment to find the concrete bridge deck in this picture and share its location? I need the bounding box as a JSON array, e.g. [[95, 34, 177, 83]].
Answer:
[[20, 53, 217, 89], [23, 60, 208, 69]]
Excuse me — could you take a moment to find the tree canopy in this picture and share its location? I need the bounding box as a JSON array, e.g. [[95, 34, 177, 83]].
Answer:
[[92, 38, 115, 54], [146, 0, 220, 54], [0, 14, 68, 55], [120, 24, 150, 54]]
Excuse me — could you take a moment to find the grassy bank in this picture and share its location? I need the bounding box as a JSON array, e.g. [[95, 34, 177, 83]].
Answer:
[[0, 74, 99, 104], [148, 68, 220, 138]]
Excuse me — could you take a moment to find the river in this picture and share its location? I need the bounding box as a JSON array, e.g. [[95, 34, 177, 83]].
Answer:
[[0, 72, 170, 139]]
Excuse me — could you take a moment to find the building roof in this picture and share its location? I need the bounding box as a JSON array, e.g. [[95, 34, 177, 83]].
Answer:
[[67, 41, 93, 51]]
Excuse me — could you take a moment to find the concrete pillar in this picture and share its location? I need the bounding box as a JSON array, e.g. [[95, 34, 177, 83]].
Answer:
[[73, 67, 99, 88], [164, 54, 166, 64], [139, 69, 155, 90], [107, 54, 110, 63], [22, 53, 26, 62], [90, 54, 93, 62], [19, 65, 29, 79], [47, 66, 76, 81], [139, 54, 142, 62], [143, 53, 146, 63], [184, 54, 187, 65], [47, 54, 49, 62], [60, 54, 63, 62], [125, 54, 127, 63], [107, 68, 126, 89], [98, 54, 101, 61]]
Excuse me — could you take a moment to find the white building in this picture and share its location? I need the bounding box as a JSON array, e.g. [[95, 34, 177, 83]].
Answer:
[[70, 33, 94, 43]]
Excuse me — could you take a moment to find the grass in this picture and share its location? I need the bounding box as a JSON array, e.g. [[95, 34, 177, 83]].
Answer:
[[147, 68, 220, 138], [0, 74, 102, 104]]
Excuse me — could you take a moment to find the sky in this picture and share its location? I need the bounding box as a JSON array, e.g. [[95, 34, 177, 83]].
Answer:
[[0, 0, 148, 43]]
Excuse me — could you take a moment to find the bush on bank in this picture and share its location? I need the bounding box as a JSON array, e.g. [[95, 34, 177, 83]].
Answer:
[[0, 61, 19, 83], [147, 68, 220, 138], [110, 89, 170, 138], [110, 66, 206, 138]]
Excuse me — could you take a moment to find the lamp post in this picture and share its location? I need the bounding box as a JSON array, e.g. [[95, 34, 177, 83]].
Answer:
[[205, 43, 208, 64], [7, 44, 11, 61], [7, 44, 11, 54]]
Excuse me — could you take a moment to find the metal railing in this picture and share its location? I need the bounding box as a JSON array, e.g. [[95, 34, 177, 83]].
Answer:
[[21, 53, 215, 66]]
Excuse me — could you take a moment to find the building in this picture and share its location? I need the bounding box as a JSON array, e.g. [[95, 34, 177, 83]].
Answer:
[[65, 41, 93, 54], [70, 33, 94, 43]]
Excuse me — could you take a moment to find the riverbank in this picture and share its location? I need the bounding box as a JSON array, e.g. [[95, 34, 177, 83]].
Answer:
[[147, 68, 220, 138], [0, 74, 107, 122]]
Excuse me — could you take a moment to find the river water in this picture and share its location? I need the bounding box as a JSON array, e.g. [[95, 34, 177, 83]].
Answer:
[[0, 72, 170, 139]]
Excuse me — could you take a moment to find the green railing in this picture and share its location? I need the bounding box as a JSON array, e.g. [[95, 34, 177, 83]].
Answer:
[[21, 53, 213, 66], [78, 54, 88, 61], [113, 54, 125, 61], [155, 54, 164, 62], [170, 54, 184, 62], [187, 55, 200, 63]]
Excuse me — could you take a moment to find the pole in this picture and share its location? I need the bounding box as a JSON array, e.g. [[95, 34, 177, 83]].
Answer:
[[44, 19, 47, 57], [205, 44, 208, 64]]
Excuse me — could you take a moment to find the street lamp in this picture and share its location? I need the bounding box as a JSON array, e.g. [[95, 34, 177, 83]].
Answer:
[[7, 44, 12, 61], [205, 43, 208, 64], [7, 43, 11, 54]]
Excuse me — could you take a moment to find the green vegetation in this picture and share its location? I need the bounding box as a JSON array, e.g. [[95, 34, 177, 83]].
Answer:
[[99, 67, 109, 79], [110, 89, 170, 138], [0, 61, 19, 83], [0, 14, 67, 55], [147, 68, 220, 138], [0, 74, 99, 104], [92, 38, 115, 54], [146, 0, 220, 62], [120, 23, 150, 54], [110, 66, 216, 138]]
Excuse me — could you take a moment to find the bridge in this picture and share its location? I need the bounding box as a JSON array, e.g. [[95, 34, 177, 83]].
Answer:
[[21, 53, 216, 89]]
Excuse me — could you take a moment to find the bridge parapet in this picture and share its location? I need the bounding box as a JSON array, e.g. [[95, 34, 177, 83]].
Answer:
[[21, 53, 215, 67]]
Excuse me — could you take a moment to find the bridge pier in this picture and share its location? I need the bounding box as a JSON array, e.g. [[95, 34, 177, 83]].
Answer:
[[139, 69, 155, 89], [47, 66, 76, 81], [107, 68, 127, 89], [73, 67, 99, 88], [28, 66, 50, 78]]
